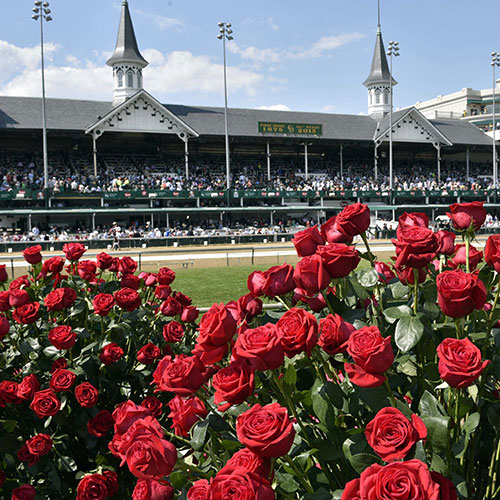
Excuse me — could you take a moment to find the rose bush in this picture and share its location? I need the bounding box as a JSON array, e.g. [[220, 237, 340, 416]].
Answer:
[[0, 202, 498, 499]]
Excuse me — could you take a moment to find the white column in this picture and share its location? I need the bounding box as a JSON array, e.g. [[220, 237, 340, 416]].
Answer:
[[340, 143, 344, 181], [304, 143, 309, 179], [93, 134, 98, 177], [184, 137, 189, 180], [266, 142, 271, 182], [466, 147, 470, 180]]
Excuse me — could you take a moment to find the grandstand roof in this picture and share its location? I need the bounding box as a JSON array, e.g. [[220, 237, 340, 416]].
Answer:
[[0, 95, 492, 146], [106, 0, 148, 68]]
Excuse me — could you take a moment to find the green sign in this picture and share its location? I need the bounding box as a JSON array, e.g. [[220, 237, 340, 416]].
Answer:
[[258, 121, 323, 136]]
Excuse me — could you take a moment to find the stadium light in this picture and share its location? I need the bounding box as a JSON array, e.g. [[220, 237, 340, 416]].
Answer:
[[217, 22, 234, 193], [387, 40, 399, 192], [32, 0, 52, 204], [491, 52, 500, 189]]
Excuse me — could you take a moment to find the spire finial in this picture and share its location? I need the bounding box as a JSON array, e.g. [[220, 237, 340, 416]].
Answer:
[[377, 0, 381, 29]]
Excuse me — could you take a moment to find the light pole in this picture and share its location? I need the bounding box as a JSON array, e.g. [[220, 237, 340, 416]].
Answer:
[[387, 40, 399, 194], [217, 22, 233, 194], [32, 0, 52, 202], [491, 52, 500, 189]]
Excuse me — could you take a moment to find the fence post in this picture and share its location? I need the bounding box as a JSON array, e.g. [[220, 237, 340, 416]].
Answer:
[[226, 253, 229, 267], [10, 258, 14, 279], [139, 252, 142, 271], [251, 248, 255, 266]]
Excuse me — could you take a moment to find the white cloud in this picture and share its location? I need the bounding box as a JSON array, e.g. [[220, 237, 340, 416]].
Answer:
[[268, 17, 279, 30], [227, 43, 280, 65], [321, 104, 336, 113], [256, 104, 291, 111], [287, 32, 366, 59], [0, 41, 263, 100], [136, 10, 184, 31]]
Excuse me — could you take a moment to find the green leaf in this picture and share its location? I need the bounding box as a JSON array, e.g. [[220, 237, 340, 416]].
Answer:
[[343, 434, 380, 474], [169, 471, 187, 489], [283, 363, 297, 388], [2, 420, 17, 432], [357, 268, 379, 288], [418, 390, 446, 417], [395, 316, 424, 353], [430, 452, 450, 476], [304, 487, 332, 500], [421, 415, 450, 452], [190, 420, 209, 451], [463, 412, 480, 435], [59, 455, 78, 472], [275, 472, 300, 493], [383, 305, 412, 323], [389, 281, 410, 299], [348, 276, 370, 300]]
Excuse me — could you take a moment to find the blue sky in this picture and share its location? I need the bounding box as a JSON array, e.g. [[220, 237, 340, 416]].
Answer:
[[1, 0, 500, 114]]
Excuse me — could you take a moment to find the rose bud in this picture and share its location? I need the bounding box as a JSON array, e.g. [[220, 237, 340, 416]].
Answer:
[[318, 313, 355, 356], [77, 260, 97, 281], [96, 252, 114, 270], [262, 263, 296, 297], [121, 273, 141, 290], [292, 225, 325, 257], [63, 242, 86, 261], [485, 234, 500, 273], [181, 305, 199, 323], [316, 244, 361, 279], [159, 296, 182, 317], [77, 475, 109, 500], [335, 202, 371, 237], [119, 256, 138, 275], [374, 261, 396, 283], [449, 244, 483, 270], [9, 275, 30, 290], [50, 358, 68, 373], [0, 291, 9, 311], [247, 270, 266, 297], [155, 285, 172, 300], [320, 215, 353, 244], [74, 382, 99, 408], [0, 314, 9, 340], [398, 212, 429, 230], [158, 267, 176, 285], [22, 245, 43, 265], [137, 343, 161, 365], [293, 254, 330, 295], [436, 230, 456, 256], [0, 264, 7, 282], [447, 201, 486, 231]]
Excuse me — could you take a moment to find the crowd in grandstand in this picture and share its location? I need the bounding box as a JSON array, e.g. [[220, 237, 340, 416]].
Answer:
[[0, 152, 497, 193]]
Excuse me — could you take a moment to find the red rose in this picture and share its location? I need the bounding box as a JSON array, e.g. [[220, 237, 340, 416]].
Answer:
[[137, 343, 161, 364], [12, 484, 37, 500], [30, 389, 61, 418], [17, 444, 37, 466], [26, 433, 52, 459], [40, 256, 65, 277], [187, 479, 210, 500], [430, 472, 457, 500], [345, 326, 394, 388], [99, 343, 124, 365], [450, 244, 483, 270], [114, 287, 141, 311], [159, 296, 182, 317], [437, 337, 489, 389], [292, 225, 325, 257], [0, 264, 7, 282], [247, 271, 266, 297], [75, 382, 99, 408], [485, 234, 500, 273], [125, 433, 177, 480], [48, 325, 76, 350], [141, 396, 163, 417], [102, 470, 118, 497], [23, 245, 42, 265], [9, 288, 30, 308], [262, 264, 295, 297], [50, 368, 76, 392], [0, 291, 9, 311], [50, 357, 68, 373], [436, 230, 456, 256], [210, 467, 275, 500], [293, 254, 330, 294], [316, 243, 360, 279], [45, 287, 76, 311], [437, 269, 486, 318], [181, 305, 199, 323], [394, 265, 427, 286], [365, 407, 427, 461], [121, 273, 141, 290], [167, 394, 208, 437], [109, 257, 120, 273], [398, 212, 429, 230], [318, 313, 355, 355], [93, 293, 115, 316], [340, 478, 361, 500], [335, 202, 371, 237], [173, 291, 192, 307], [77, 474, 109, 500], [96, 252, 114, 270], [223, 448, 271, 478], [374, 261, 396, 283], [112, 400, 151, 435], [163, 321, 184, 343], [359, 460, 440, 500], [155, 285, 172, 300], [158, 267, 176, 285], [77, 260, 97, 281], [0, 380, 21, 405], [141, 272, 158, 287], [213, 360, 255, 411], [0, 314, 8, 340], [237, 402, 295, 458], [321, 215, 354, 244], [63, 242, 86, 261], [10, 275, 30, 290], [277, 307, 318, 357], [233, 323, 284, 371], [119, 256, 138, 274], [133, 479, 174, 500], [447, 201, 486, 231], [13, 302, 40, 324], [87, 410, 114, 437], [153, 354, 206, 395], [236, 293, 263, 321], [393, 226, 439, 269], [17, 374, 40, 400]]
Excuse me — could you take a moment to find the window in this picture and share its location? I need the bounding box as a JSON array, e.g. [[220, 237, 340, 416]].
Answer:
[[384, 90, 389, 104], [137, 70, 142, 88], [127, 70, 134, 87], [117, 70, 123, 88], [375, 89, 381, 104]]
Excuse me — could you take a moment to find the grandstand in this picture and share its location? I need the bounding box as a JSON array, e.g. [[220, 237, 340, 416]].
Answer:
[[0, 0, 496, 242]]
